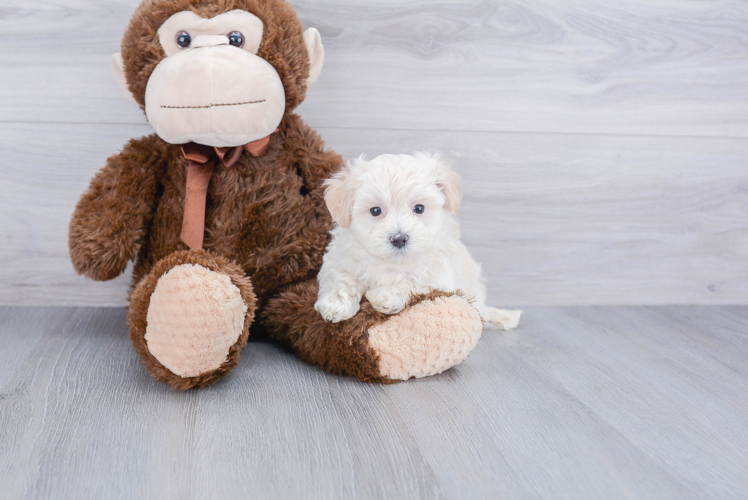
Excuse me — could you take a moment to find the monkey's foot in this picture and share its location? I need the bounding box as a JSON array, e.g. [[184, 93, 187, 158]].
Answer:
[[145, 263, 247, 376], [366, 294, 483, 380], [129, 250, 256, 390], [264, 283, 483, 383]]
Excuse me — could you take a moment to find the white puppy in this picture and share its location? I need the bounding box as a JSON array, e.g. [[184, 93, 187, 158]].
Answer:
[[314, 152, 521, 330]]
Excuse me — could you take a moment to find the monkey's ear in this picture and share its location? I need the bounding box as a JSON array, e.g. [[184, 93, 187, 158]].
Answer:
[[433, 154, 463, 214], [303, 28, 324, 85], [111, 53, 137, 104], [323, 167, 355, 228]]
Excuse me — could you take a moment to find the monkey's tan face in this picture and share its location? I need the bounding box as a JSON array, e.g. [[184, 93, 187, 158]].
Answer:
[[143, 10, 284, 148], [114, 8, 324, 148]]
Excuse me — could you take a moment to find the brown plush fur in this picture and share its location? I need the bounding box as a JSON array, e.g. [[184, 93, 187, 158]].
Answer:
[[128, 250, 256, 390], [70, 0, 478, 389], [263, 282, 464, 383], [120, 0, 310, 115]]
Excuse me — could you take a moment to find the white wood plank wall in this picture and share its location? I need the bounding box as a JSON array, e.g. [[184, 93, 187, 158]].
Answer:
[[0, 0, 746, 306]]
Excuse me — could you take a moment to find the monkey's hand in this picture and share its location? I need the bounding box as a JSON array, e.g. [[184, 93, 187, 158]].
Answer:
[[69, 136, 164, 281]]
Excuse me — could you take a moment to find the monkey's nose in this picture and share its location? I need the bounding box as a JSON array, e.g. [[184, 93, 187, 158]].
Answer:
[[390, 233, 409, 249], [192, 35, 230, 48]]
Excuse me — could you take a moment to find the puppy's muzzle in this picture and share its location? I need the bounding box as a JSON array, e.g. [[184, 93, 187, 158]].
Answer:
[[390, 233, 409, 249]]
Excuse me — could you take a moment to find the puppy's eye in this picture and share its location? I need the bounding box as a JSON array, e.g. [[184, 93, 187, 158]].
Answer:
[[413, 204, 425, 214], [176, 31, 191, 49], [370, 207, 382, 217], [228, 31, 244, 48]]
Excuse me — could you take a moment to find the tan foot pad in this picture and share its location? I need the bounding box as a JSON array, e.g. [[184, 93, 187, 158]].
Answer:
[[368, 295, 483, 381], [145, 264, 248, 377]]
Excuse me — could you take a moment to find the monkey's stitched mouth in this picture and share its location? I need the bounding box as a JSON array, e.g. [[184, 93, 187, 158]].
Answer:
[[161, 99, 266, 109]]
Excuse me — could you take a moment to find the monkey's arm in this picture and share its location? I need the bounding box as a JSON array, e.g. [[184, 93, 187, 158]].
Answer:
[[69, 136, 165, 281], [288, 115, 345, 192], [243, 114, 344, 298]]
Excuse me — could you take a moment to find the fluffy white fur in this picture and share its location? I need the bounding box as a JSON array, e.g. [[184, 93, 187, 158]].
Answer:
[[314, 152, 522, 330]]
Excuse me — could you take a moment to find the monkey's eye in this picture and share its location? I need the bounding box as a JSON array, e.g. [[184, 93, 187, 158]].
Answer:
[[370, 207, 382, 217], [228, 31, 244, 48], [413, 204, 425, 214], [176, 31, 191, 49]]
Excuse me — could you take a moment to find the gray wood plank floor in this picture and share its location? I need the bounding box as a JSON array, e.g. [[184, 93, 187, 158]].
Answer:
[[1, 306, 746, 499]]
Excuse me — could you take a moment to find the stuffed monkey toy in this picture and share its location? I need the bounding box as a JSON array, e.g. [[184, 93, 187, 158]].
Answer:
[[69, 0, 484, 390]]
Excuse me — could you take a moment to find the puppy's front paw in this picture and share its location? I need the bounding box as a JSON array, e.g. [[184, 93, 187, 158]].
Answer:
[[482, 307, 522, 330], [366, 287, 408, 315], [315, 292, 360, 323]]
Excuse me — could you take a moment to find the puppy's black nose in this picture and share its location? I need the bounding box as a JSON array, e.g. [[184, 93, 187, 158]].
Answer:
[[390, 233, 409, 248]]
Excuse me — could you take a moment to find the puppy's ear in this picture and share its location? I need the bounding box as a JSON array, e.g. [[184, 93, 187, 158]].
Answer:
[[324, 167, 355, 228], [435, 157, 462, 213]]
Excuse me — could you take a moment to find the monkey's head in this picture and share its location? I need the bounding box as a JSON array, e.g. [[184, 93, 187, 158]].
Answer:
[[113, 0, 324, 148]]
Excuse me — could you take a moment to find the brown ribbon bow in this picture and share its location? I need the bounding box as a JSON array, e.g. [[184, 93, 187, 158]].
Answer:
[[180, 132, 275, 250]]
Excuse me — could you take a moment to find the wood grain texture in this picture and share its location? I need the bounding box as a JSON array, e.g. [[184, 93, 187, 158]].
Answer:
[[0, 0, 747, 306], [1, 305, 746, 499], [1, 0, 747, 137], [1, 123, 746, 306]]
